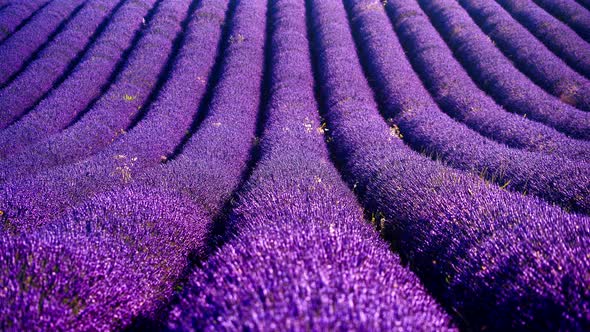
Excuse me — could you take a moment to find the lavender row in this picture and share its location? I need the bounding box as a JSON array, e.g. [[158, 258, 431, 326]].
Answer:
[[351, 0, 590, 213], [0, 0, 188, 182], [0, 0, 158, 159], [312, 0, 590, 329], [0, 0, 266, 328], [0, 0, 85, 87], [0, 0, 50, 42], [1, 0, 262, 233], [496, 0, 590, 78], [533, 0, 590, 42], [420, 0, 590, 140], [0, 0, 122, 130], [0, 185, 210, 331], [169, 0, 454, 329], [460, 0, 590, 112], [135, 0, 267, 220], [376, 0, 590, 161], [0, 0, 230, 232]]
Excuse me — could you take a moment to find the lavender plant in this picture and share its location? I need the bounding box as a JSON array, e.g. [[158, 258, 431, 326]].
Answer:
[[496, 0, 590, 78], [0, 0, 51, 42], [459, 0, 590, 112]]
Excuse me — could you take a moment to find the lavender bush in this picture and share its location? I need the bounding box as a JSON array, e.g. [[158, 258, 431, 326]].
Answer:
[[533, 0, 590, 42], [0, 0, 189, 181], [420, 0, 590, 140], [496, 0, 590, 78], [346, 0, 590, 213], [0, 0, 230, 231], [459, 0, 590, 111]]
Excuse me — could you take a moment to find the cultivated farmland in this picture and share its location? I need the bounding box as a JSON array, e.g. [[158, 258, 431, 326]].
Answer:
[[0, 0, 588, 330]]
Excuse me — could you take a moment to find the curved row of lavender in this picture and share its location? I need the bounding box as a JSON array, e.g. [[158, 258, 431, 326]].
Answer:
[[1, 0, 269, 327], [312, 0, 589, 329], [533, 0, 590, 42], [135, 0, 265, 221], [369, 0, 590, 161], [346, 0, 590, 214], [0, 0, 187, 182], [168, 0, 454, 330], [459, 0, 590, 112], [0, 0, 158, 159], [0, 0, 122, 130], [419, 0, 590, 140], [0, 0, 50, 42], [0, 185, 210, 330], [2, 0, 265, 228], [0, 0, 85, 87], [0, 0, 230, 232], [496, 0, 590, 78]]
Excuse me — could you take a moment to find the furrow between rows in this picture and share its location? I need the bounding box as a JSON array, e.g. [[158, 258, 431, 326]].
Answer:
[[379, 0, 590, 161], [496, 0, 590, 79], [533, 0, 590, 42], [459, 0, 590, 112], [0, 0, 50, 43], [0, 0, 231, 232], [351, 0, 590, 214], [0, 0, 267, 329]]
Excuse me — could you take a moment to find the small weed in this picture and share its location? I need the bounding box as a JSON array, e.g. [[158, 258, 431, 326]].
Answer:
[[123, 94, 136, 102]]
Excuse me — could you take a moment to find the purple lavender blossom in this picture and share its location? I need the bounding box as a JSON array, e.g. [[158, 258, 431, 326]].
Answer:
[[344, 0, 590, 213], [0, 0, 230, 231], [533, 0, 590, 42], [420, 0, 590, 140], [497, 0, 590, 78], [459, 0, 590, 112], [0, 185, 210, 330], [0, 0, 588, 330]]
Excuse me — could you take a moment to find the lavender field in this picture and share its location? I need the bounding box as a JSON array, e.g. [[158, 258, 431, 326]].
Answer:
[[0, 0, 588, 330]]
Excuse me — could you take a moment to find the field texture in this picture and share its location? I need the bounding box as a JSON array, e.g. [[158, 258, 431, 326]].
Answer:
[[0, 0, 589, 330]]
